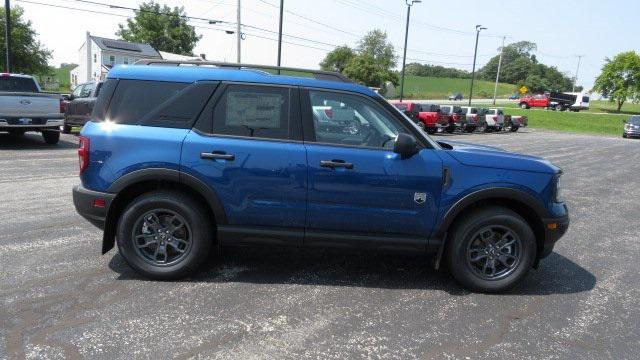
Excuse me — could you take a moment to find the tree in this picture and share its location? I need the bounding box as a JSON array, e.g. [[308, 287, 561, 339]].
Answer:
[[117, 1, 201, 55], [320, 46, 355, 73], [319, 30, 398, 88], [0, 6, 51, 74], [594, 51, 640, 112]]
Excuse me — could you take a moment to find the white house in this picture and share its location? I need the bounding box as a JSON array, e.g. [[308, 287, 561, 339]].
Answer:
[[70, 32, 161, 87]]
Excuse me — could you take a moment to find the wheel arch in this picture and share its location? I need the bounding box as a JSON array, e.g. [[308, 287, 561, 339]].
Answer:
[[102, 168, 227, 254], [434, 188, 548, 268]]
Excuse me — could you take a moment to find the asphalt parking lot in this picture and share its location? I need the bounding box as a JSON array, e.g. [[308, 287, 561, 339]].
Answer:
[[1, 129, 639, 359]]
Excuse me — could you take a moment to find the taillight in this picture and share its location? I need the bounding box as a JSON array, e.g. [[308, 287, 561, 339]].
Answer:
[[78, 136, 90, 174], [324, 108, 333, 118], [59, 98, 65, 114]]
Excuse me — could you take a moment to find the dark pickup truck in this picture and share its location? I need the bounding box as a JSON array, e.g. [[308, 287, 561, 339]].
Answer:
[[63, 81, 102, 133]]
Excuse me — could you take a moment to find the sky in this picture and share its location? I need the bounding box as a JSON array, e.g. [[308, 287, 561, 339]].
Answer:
[[14, 0, 640, 89]]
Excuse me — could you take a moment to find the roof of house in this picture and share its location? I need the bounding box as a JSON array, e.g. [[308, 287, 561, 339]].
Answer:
[[90, 36, 161, 58], [107, 65, 377, 97]]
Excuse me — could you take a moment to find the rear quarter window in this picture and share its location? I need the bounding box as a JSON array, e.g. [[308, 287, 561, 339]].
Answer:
[[106, 80, 187, 125]]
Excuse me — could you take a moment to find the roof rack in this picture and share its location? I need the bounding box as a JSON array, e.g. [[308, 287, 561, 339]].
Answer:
[[134, 59, 352, 83]]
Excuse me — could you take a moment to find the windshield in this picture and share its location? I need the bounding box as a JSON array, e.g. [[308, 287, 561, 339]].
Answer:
[[0, 76, 38, 92], [629, 116, 640, 125], [440, 106, 452, 114]]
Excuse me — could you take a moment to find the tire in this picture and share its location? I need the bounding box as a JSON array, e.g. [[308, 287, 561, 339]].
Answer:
[[116, 191, 213, 280], [426, 128, 437, 135], [62, 124, 72, 134], [519, 103, 528, 109], [445, 206, 536, 293], [417, 121, 426, 131], [555, 104, 563, 111], [484, 125, 493, 133], [623, 133, 628, 138], [42, 130, 60, 144], [510, 126, 519, 132], [445, 126, 455, 134]]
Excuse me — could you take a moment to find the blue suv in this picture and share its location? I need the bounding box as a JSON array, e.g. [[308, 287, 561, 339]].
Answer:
[[73, 61, 569, 292]]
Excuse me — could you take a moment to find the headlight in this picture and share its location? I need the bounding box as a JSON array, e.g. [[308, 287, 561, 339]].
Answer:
[[554, 174, 563, 202]]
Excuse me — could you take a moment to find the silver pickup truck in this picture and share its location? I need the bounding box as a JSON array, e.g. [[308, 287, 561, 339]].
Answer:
[[0, 73, 64, 144]]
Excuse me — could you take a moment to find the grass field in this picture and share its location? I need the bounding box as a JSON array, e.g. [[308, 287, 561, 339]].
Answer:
[[503, 107, 626, 136], [400, 75, 516, 100]]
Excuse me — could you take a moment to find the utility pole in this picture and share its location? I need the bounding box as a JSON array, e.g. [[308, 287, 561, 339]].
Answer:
[[492, 36, 505, 105], [399, 0, 421, 102], [573, 55, 583, 92], [276, 0, 283, 73], [236, 0, 241, 63], [4, 0, 11, 72], [468, 25, 486, 106]]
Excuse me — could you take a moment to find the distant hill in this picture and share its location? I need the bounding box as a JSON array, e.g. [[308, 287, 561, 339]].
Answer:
[[399, 75, 517, 100]]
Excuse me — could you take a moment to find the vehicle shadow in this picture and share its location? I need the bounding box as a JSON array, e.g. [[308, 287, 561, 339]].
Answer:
[[108, 247, 595, 296], [0, 132, 77, 150]]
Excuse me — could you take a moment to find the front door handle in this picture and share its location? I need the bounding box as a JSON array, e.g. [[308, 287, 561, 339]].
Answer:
[[201, 151, 235, 161], [320, 160, 354, 169]]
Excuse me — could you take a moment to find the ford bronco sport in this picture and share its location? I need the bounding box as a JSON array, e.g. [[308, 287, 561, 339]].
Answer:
[[73, 61, 569, 293]]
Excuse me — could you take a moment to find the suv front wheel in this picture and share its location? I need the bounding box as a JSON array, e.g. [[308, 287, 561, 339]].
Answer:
[[116, 191, 213, 279], [445, 206, 536, 293]]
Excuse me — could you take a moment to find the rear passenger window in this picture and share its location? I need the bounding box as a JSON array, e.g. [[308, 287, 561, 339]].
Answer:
[[106, 80, 187, 124], [212, 85, 290, 140]]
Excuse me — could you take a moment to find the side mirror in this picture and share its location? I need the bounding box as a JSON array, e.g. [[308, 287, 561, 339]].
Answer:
[[393, 133, 419, 158]]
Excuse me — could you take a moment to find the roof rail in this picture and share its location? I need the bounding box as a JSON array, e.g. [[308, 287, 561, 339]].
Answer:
[[134, 59, 352, 83]]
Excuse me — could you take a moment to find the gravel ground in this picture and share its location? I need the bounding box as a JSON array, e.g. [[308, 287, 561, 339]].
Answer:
[[1, 129, 639, 359]]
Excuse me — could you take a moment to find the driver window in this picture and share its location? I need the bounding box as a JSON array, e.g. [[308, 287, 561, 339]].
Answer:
[[309, 90, 402, 149]]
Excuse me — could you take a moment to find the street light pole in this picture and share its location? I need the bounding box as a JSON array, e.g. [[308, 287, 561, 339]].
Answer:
[[4, 0, 11, 72], [468, 25, 486, 106], [492, 36, 505, 105], [276, 0, 283, 73], [572, 55, 583, 92], [236, 0, 241, 63], [399, 0, 421, 102]]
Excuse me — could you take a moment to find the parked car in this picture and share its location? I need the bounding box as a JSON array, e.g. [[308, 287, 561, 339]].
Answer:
[[623, 115, 640, 138], [460, 106, 483, 132], [440, 105, 471, 133], [510, 115, 528, 128], [448, 92, 463, 101], [421, 103, 450, 132], [0, 73, 64, 144], [503, 115, 520, 132], [390, 101, 438, 134], [508, 93, 520, 100], [63, 81, 103, 133], [484, 108, 505, 131], [73, 61, 569, 293]]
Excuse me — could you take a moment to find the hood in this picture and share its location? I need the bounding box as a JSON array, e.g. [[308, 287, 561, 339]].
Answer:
[[437, 140, 559, 174]]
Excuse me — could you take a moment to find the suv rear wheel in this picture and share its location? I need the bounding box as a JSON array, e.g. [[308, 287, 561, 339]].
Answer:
[[116, 191, 213, 279], [445, 206, 536, 293]]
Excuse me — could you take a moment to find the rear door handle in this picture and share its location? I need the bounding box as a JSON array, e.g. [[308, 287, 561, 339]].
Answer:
[[320, 160, 353, 169], [201, 151, 235, 161]]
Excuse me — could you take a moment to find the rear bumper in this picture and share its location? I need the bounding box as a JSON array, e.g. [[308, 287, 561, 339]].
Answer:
[[0, 118, 63, 129], [72, 185, 115, 230]]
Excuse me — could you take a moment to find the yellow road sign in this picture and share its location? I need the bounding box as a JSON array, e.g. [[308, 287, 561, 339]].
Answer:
[[519, 86, 529, 94]]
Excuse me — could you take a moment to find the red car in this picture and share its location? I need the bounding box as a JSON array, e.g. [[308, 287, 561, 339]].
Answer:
[[518, 94, 550, 109], [391, 101, 439, 134]]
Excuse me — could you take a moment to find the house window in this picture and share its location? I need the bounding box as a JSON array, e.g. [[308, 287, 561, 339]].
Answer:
[[93, 54, 97, 63], [109, 55, 115, 64]]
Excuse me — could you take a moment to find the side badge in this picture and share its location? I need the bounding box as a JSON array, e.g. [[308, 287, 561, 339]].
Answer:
[[414, 192, 427, 205]]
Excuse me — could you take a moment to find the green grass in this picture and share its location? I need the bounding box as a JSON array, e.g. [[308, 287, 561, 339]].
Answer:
[[585, 100, 640, 115], [504, 108, 626, 136], [400, 75, 516, 100]]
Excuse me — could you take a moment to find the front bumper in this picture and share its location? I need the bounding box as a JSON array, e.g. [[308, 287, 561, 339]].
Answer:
[[72, 185, 115, 230], [624, 128, 640, 137], [540, 209, 570, 259]]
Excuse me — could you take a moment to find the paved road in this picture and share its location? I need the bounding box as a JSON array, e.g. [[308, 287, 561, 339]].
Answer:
[[1, 130, 639, 359]]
